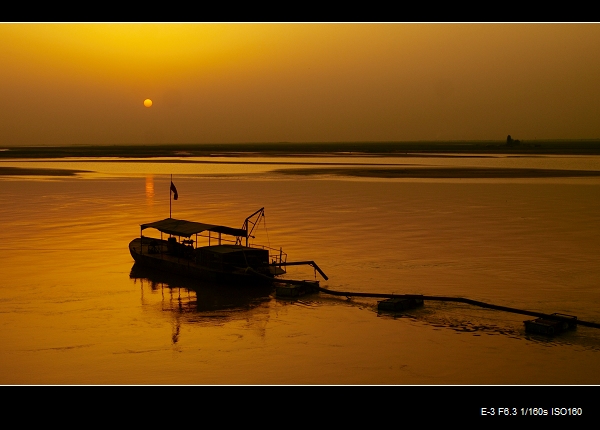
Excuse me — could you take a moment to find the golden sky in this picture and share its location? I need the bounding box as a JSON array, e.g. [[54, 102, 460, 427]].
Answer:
[[1, 23, 599, 146]]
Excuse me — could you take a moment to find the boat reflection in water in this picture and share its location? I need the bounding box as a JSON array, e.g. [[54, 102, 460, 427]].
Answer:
[[130, 263, 273, 313], [129, 263, 275, 343]]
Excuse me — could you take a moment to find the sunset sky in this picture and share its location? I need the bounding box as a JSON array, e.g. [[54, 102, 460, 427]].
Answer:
[[2, 23, 600, 146]]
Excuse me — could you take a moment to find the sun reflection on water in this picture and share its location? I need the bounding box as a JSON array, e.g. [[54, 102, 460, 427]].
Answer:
[[145, 174, 154, 205]]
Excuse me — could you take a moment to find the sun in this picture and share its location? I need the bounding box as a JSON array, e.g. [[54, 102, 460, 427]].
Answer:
[[143, 99, 153, 108]]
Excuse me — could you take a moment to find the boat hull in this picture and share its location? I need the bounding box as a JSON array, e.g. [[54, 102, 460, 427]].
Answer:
[[129, 238, 275, 286]]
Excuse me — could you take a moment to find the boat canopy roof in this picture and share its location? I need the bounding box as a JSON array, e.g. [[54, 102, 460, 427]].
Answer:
[[141, 218, 247, 238]]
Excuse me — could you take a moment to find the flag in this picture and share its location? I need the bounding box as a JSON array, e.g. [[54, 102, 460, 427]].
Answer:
[[170, 181, 178, 200]]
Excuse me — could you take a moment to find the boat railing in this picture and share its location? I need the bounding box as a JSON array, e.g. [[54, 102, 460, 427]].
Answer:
[[140, 234, 288, 271], [196, 232, 238, 246], [250, 244, 288, 267]]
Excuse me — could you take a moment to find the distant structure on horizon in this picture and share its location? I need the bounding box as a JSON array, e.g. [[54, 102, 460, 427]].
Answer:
[[506, 135, 521, 146]]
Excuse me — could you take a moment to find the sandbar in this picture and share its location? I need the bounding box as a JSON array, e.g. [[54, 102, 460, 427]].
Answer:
[[0, 167, 89, 176], [272, 167, 600, 179]]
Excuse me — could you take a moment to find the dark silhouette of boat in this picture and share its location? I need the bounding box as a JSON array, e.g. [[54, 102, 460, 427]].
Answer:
[[129, 207, 327, 286]]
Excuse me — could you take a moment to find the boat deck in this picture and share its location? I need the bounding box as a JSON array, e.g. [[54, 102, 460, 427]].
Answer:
[[129, 237, 285, 278]]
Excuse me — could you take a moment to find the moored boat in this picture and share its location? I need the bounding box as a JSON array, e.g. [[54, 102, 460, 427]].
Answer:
[[129, 207, 327, 286]]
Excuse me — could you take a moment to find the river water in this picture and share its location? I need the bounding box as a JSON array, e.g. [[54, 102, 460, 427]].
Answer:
[[1, 153, 600, 385]]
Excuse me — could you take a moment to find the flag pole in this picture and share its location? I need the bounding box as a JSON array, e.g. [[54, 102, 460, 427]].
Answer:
[[169, 175, 179, 218]]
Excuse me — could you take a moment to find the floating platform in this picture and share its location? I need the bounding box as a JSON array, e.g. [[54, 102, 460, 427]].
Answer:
[[275, 281, 320, 298], [377, 297, 424, 312], [524, 313, 578, 336]]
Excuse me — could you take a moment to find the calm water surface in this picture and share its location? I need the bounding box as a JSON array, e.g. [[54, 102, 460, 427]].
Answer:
[[1, 154, 600, 384]]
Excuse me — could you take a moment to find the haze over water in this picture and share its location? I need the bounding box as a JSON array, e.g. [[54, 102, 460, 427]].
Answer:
[[2, 150, 600, 385]]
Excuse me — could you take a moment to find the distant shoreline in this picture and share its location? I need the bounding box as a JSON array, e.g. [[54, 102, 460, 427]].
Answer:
[[3, 141, 600, 158]]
